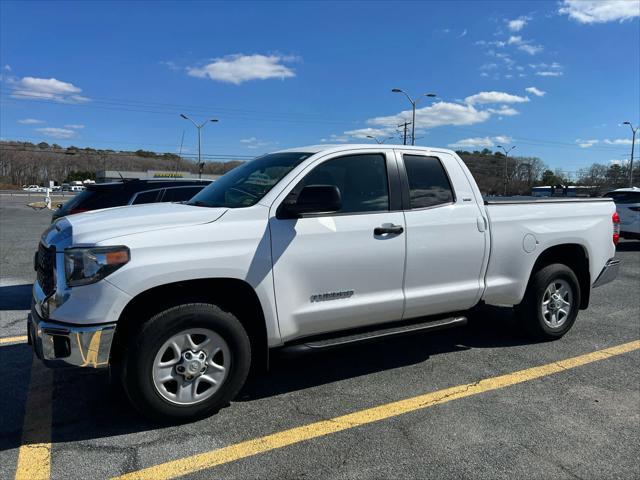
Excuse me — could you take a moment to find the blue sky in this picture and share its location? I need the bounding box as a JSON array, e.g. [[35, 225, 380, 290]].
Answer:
[[1, 0, 639, 175]]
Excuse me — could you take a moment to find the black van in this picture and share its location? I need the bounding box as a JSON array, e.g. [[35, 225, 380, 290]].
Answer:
[[52, 179, 211, 222]]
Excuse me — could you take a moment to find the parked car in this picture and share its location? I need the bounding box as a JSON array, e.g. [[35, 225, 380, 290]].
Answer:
[[603, 187, 640, 240], [29, 145, 620, 422], [51, 179, 211, 222], [22, 185, 46, 192]]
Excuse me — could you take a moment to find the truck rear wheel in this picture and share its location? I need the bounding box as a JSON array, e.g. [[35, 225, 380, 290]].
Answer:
[[121, 303, 251, 422], [516, 263, 581, 340]]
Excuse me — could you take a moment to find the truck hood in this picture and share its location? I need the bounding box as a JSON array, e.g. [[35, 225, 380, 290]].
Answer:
[[67, 203, 227, 244]]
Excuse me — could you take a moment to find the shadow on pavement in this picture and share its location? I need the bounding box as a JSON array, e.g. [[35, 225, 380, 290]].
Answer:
[[1, 306, 536, 450], [0, 284, 32, 310]]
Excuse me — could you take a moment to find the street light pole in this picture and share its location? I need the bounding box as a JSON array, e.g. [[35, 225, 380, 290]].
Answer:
[[623, 121, 638, 187], [366, 135, 394, 144], [391, 89, 436, 146], [497, 145, 516, 196], [180, 114, 218, 179]]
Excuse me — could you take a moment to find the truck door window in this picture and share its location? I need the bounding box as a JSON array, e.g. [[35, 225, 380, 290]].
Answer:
[[403, 155, 454, 209], [298, 154, 389, 214]]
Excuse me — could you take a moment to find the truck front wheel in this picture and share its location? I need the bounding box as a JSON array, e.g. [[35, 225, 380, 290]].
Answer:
[[121, 303, 251, 422], [516, 263, 581, 340]]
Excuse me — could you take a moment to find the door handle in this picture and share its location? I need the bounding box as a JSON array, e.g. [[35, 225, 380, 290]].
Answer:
[[374, 224, 404, 235]]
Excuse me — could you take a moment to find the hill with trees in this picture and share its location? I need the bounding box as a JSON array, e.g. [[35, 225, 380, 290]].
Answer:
[[0, 140, 636, 195]]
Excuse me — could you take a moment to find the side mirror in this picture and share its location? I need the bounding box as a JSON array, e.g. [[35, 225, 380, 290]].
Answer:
[[278, 185, 342, 218], [56, 203, 63, 209]]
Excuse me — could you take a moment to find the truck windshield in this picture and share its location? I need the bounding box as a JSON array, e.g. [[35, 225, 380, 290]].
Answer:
[[187, 152, 313, 208]]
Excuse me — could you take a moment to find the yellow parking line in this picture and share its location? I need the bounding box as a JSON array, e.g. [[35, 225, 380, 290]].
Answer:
[[0, 335, 28, 346], [14, 354, 53, 480], [114, 339, 640, 480]]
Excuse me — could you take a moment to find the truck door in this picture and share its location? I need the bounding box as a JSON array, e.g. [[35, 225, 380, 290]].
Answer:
[[269, 151, 406, 340], [396, 151, 488, 318]]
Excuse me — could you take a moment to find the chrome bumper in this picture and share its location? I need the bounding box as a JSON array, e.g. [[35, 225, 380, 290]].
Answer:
[[592, 258, 621, 289], [28, 306, 115, 368]]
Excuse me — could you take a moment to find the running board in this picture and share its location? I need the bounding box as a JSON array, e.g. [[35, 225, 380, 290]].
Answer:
[[280, 316, 467, 354]]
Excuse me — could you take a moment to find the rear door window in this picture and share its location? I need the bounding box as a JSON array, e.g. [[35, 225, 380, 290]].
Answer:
[[403, 155, 455, 209], [131, 189, 161, 205], [161, 186, 204, 203], [59, 188, 128, 213], [605, 192, 640, 204]]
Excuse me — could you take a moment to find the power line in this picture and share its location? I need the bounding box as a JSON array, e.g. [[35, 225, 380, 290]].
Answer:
[[2, 92, 633, 155], [0, 93, 358, 127]]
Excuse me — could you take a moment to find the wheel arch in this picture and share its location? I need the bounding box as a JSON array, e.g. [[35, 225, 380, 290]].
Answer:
[[110, 278, 269, 371], [530, 243, 590, 309]]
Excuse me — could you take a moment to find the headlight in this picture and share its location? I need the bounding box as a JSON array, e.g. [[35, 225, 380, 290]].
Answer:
[[64, 246, 130, 287]]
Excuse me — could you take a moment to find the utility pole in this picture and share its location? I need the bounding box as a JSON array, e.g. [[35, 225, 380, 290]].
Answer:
[[391, 89, 436, 145], [497, 144, 516, 196], [623, 121, 637, 187], [398, 121, 412, 145], [180, 114, 218, 179], [174, 130, 185, 177]]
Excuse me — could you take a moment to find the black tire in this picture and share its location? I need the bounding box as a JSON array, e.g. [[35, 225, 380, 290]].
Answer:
[[120, 303, 251, 423], [515, 263, 581, 340]]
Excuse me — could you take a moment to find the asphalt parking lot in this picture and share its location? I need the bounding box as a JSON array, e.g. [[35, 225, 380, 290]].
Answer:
[[0, 194, 638, 480]]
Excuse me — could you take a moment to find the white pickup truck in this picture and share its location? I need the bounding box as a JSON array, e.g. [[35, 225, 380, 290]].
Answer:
[[29, 145, 621, 421]]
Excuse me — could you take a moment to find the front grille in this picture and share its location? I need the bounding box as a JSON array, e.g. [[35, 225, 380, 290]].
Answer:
[[36, 243, 56, 296]]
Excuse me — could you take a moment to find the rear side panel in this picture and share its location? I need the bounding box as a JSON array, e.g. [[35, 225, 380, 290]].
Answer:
[[483, 200, 616, 306]]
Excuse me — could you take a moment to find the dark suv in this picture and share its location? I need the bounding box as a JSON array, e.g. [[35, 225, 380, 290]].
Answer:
[[52, 179, 211, 222]]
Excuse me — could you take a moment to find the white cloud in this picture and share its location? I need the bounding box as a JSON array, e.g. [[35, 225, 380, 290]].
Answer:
[[159, 60, 180, 71], [480, 62, 499, 71], [507, 17, 528, 31], [343, 127, 393, 139], [18, 118, 44, 125], [604, 138, 639, 145], [576, 138, 599, 148], [337, 90, 534, 145], [11, 76, 89, 103], [448, 135, 512, 149], [559, 0, 639, 24], [3, 64, 11, 71], [518, 43, 543, 55], [530, 62, 563, 77], [609, 159, 628, 166], [525, 86, 546, 97], [458, 29, 468, 38], [187, 54, 296, 84], [536, 70, 563, 77], [240, 136, 276, 149], [506, 35, 543, 55], [64, 124, 84, 129], [320, 134, 349, 143], [36, 127, 77, 139], [464, 91, 530, 105], [493, 135, 514, 144], [368, 101, 492, 130], [487, 105, 520, 116]]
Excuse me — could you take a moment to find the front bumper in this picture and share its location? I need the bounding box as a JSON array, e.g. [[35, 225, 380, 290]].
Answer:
[[28, 304, 115, 368], [592, 258, 621, 289]]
